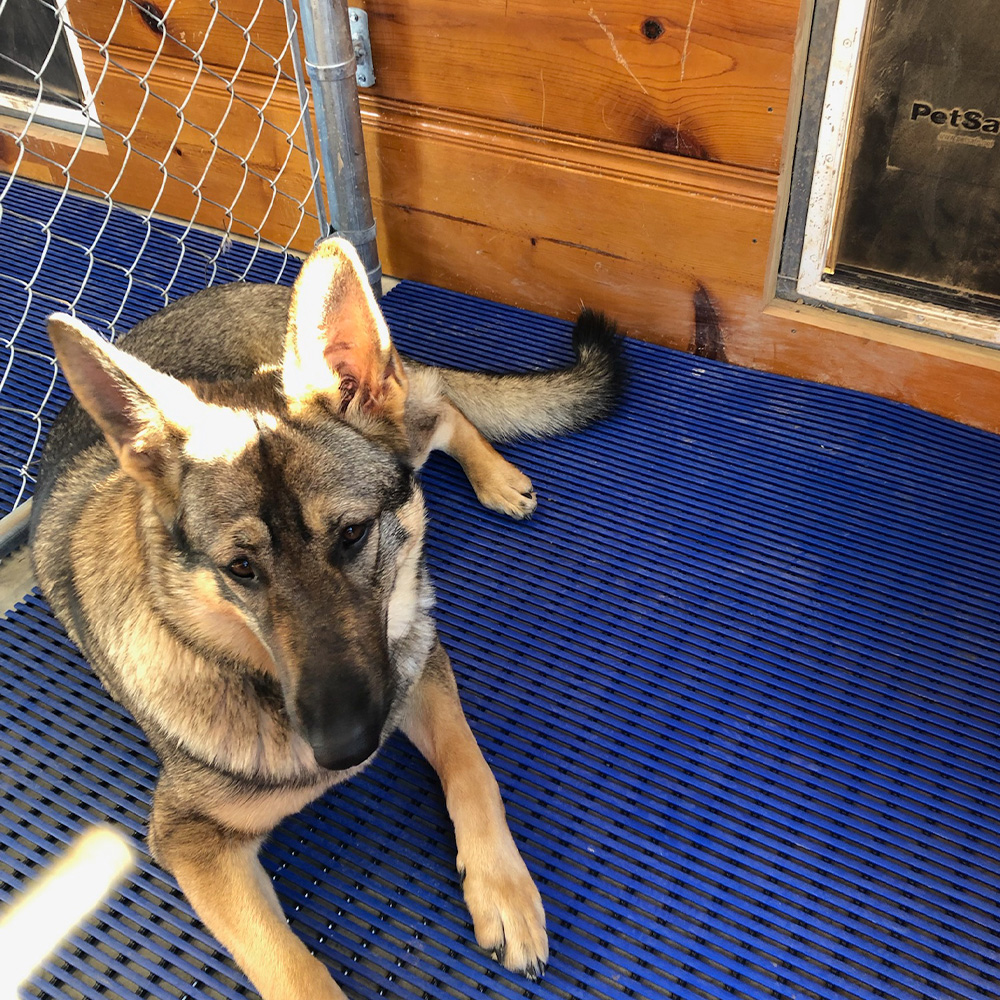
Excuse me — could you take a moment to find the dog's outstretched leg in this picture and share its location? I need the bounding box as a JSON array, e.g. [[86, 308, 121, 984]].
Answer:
[[150, 787, 346, 1000], [402, 643, 548, 977], [432, 402, 537, 519]]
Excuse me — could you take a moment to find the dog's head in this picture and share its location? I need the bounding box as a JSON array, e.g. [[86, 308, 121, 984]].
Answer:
[[47, 239, 425, 773]]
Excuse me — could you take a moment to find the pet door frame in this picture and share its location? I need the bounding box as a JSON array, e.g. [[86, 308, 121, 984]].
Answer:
[[777, 0, 1000, 349]]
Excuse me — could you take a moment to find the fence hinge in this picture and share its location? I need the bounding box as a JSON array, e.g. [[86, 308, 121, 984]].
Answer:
[[349, 8, 375, 88]]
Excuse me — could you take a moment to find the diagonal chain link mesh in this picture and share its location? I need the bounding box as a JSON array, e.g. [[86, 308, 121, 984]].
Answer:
[[0, 0, 324, 519]]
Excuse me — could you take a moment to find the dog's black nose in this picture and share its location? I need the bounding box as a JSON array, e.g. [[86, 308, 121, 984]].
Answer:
[[293, 625, 394, 772], [296, 675, 387, 772], [309, 716, 381, 771]]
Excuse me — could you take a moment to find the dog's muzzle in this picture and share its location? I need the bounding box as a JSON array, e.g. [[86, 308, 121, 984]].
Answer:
[[295, 667, 390, 772], [304, 708, 383, 771]]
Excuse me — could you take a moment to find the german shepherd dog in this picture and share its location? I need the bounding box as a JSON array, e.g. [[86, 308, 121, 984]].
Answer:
[[29, 239, 625, 1000]]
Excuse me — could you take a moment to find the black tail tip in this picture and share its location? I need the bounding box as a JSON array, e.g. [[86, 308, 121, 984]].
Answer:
[[572, 306, 629, 400]]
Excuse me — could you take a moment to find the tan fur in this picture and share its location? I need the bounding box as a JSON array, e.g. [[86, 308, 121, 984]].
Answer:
[[69, 484, 319, 782], [429, 402, 537, 519], [402, 646, 548, 972], [205, 779, 339, 836], [386, 491, 430, 644], [404, 362, 536, 518], [31, 238, 625, 999], [150, 799, 347, 1000], [284, 241, 407, 432]]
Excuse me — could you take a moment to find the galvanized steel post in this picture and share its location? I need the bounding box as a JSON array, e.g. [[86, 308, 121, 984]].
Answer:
[[297, 0, 382, 296]]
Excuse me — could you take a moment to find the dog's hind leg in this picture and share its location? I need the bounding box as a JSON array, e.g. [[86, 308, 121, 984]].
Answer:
[[149, 789, 345, 1000], [417, 400, 537, 519], [402, 642, 548, 977]]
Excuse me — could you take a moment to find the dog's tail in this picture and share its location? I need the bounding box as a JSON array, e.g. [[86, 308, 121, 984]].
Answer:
[[436, 308, 627, 442]]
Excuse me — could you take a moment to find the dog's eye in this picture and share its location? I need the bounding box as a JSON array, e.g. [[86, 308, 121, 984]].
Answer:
[[226, 556, 257, 581], [340, 521, 371, 549]]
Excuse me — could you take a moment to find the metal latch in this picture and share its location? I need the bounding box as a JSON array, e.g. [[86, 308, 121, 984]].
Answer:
[[349, 8, 375, 88]]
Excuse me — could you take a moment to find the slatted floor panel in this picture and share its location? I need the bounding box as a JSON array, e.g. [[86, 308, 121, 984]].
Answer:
[[3, 182, 1000, 999]]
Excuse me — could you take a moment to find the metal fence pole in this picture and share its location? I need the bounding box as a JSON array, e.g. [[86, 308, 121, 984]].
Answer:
[[298, 0, 382, 296]]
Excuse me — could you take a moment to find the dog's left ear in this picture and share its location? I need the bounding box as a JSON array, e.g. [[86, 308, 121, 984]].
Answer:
[[283, 238, 407, 426], [45, 312, 211, 510]]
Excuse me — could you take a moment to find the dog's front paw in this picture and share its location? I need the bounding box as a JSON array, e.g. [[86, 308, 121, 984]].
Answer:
[[459, 843, 548, 979], [471, 460, 537, 520]]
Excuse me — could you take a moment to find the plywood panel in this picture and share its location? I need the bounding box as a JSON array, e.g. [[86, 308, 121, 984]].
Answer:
[[362, 101, 1000, 433], [364, 0, 798, 171]]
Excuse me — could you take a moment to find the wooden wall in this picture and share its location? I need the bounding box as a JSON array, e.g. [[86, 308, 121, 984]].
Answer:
[[4, 0, 1000, 431], [356, 0, 1000, 432], [363, 0, 789, 341]]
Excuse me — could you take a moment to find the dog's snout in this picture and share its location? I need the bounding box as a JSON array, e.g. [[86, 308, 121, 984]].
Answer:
[[296, 670, 388, 772], [308, 710, 382, 771]]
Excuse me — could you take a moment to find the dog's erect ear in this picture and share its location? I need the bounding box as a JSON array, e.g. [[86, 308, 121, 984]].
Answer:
[[47, 313, 201, 491], [283, 238, 407, 425]]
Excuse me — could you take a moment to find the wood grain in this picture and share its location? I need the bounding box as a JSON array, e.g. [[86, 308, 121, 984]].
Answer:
[[1, 48, 318, 252], [363, 0, 799, 171], [364, 99, 775, 333], [69, 0, 799, 173], [361, 101, 1000, 433], [65, 0, 299, 80]]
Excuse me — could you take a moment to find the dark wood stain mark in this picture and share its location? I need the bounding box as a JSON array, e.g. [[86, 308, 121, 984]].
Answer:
[[644, 124, 712, 161], [132, 0, 166, 35], [537, 236, 628, 261], [641, 18, 665, 40], [692, 284, 727, 362], [384, 202, 489, 228]]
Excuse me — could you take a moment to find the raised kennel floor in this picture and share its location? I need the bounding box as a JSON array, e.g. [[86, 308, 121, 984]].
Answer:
[[2, 215, 1000, 998]]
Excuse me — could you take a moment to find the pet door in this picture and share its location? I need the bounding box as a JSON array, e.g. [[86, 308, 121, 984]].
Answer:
[[780, 0, 1000, 346]]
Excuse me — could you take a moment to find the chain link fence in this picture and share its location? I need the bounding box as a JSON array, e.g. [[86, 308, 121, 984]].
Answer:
[[0, 0, 369, 545]]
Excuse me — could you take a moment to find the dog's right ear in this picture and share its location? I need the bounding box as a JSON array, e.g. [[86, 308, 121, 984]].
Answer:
[[47, 313, 200, 491], [282, 238, 407, 429]]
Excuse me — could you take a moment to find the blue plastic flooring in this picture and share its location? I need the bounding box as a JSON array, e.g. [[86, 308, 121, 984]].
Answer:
[[3, 181, 1000, 999]]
